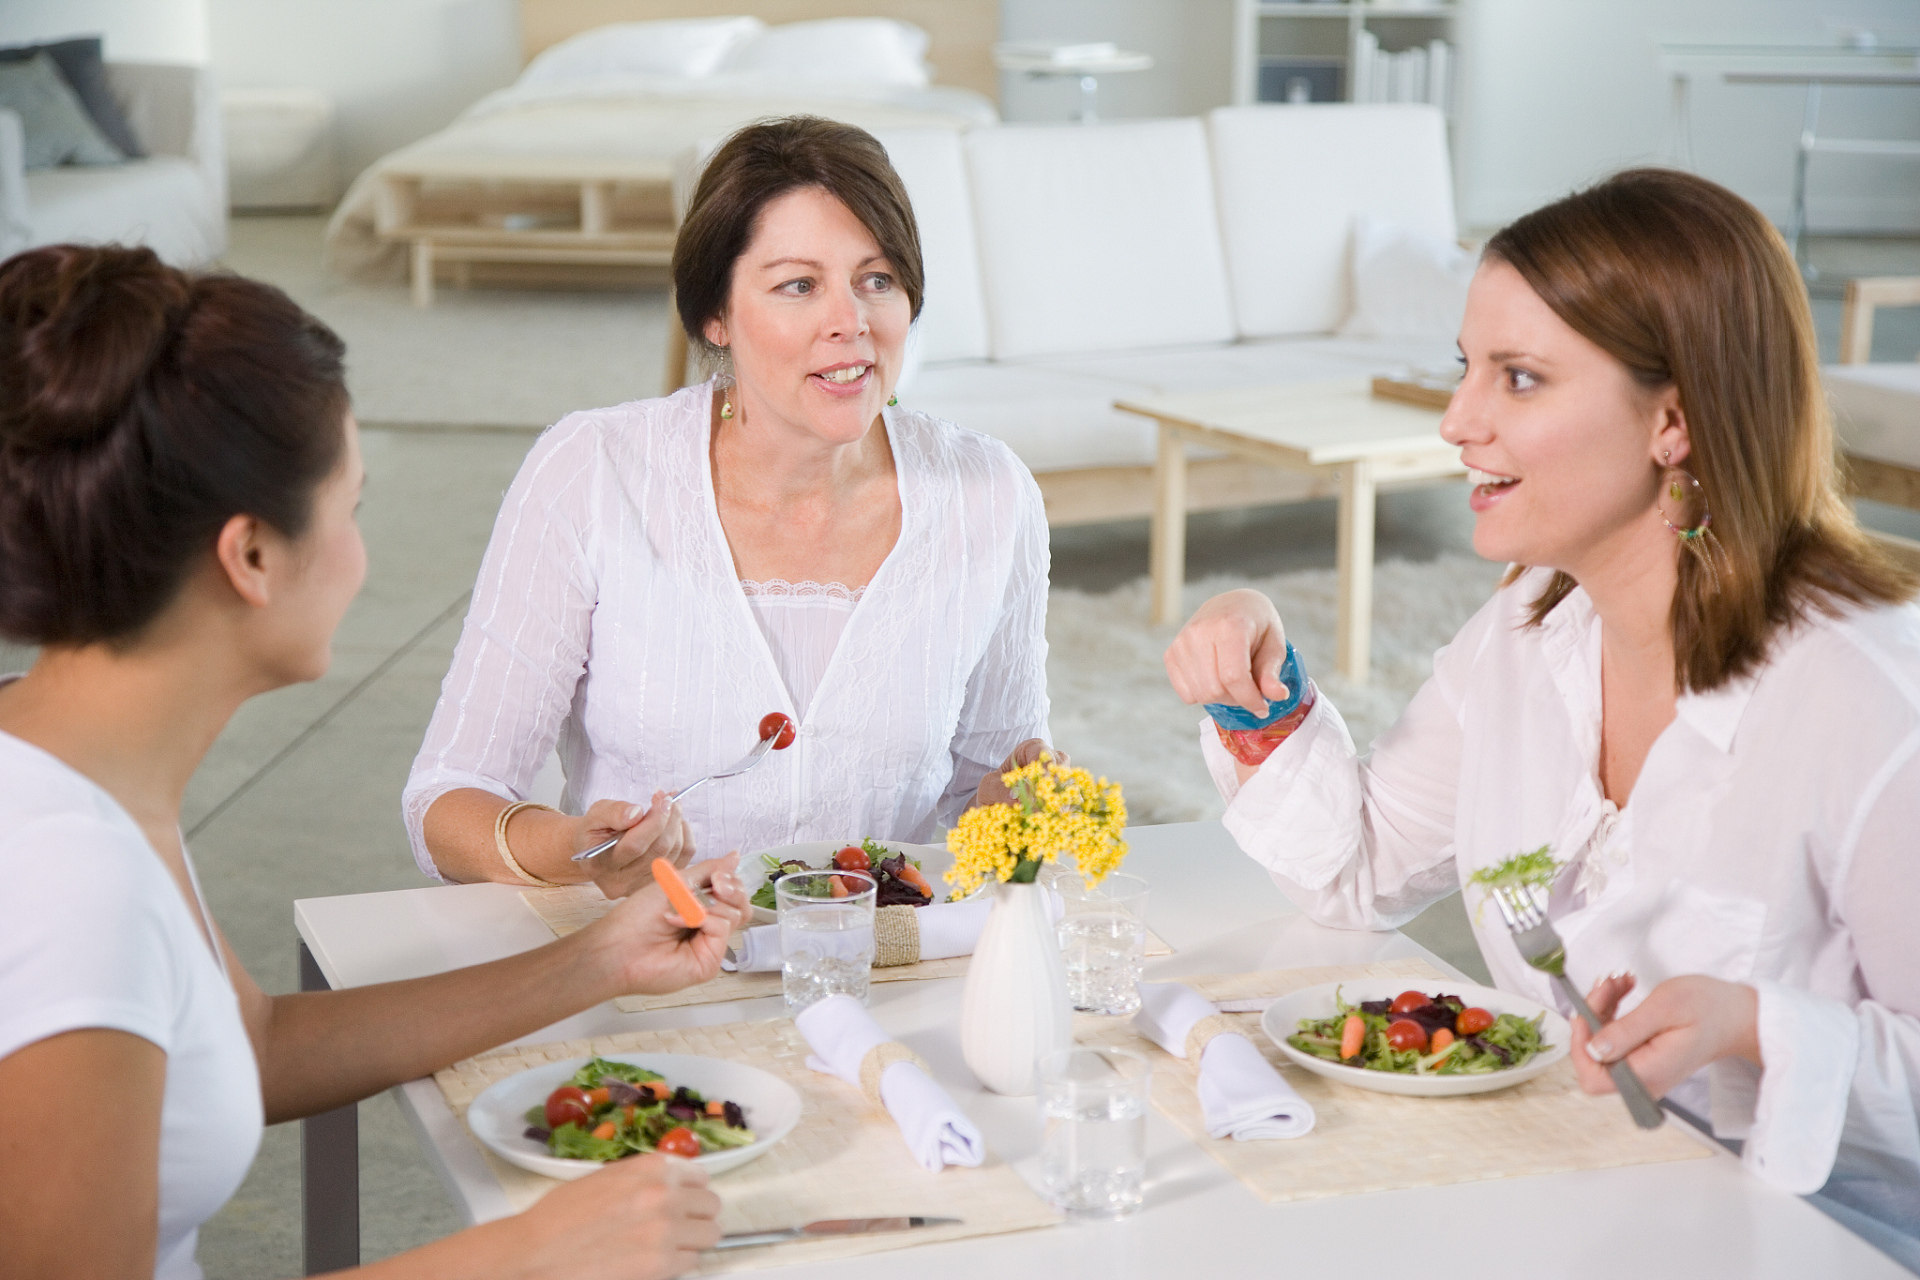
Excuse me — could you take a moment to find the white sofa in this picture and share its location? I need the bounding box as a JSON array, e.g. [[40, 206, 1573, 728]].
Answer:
[[875, 104, 1463, 524], [0, 62, 226, 267]]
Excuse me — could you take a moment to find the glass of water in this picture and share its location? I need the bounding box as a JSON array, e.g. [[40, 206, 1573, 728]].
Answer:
[[1056, 872, 1149, 1015], [1038, 1047, 1151, 1220], [776, 870, 876, 1013]]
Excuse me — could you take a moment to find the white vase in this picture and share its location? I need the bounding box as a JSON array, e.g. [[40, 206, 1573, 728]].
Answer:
[[960, 879, 1073, 1096]]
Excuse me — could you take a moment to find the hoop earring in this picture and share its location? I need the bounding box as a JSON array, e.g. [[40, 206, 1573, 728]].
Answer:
[[887, 394, 898, 407], [1658, 462, 1723, 595]]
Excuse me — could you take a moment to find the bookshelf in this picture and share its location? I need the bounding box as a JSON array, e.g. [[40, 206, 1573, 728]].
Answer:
[[1230, 0, 1460, 112]]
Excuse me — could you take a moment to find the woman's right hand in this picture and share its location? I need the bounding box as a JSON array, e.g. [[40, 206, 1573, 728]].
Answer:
[[1163, 589, 1292, 716], [511, 1153, 722, 1279], [575, 794, 694, 899]]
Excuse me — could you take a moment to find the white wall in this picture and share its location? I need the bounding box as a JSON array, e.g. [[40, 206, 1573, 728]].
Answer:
[[0, 0, 209, 63]]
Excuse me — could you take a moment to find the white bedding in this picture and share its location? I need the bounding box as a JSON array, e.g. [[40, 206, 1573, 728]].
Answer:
[[322, 72, 996, 281]]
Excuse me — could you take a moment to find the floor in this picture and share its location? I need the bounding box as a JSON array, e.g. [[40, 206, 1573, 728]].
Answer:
[[6, 221, 1919, 1275]]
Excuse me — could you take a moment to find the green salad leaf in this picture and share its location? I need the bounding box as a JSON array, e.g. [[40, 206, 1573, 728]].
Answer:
[[548, 1122, 625, 1162], [1467, 844, 1562, 894], [566, 1057, 664, 1091]]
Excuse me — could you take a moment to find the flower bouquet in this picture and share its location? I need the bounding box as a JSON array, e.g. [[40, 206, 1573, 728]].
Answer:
[[945, 753, 1129, 892]]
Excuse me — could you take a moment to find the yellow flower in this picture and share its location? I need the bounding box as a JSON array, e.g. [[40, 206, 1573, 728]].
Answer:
[[943, 753, 1128, 891]]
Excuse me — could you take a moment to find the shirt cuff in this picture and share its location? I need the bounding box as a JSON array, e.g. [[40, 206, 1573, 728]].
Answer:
[[1741, 979, 1860, 1194], [1200, 691, 1363, 892]]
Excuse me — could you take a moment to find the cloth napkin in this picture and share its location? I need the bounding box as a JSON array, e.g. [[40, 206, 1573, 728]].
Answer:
[[794, 993, 985, 1171], [1134, 981, 1315, 1141], [724, 895, 1006, 972]]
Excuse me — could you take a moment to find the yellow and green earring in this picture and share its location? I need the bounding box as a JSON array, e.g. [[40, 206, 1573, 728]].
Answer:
[[720, 388, 734, 419], [887, 394, 898, 407]]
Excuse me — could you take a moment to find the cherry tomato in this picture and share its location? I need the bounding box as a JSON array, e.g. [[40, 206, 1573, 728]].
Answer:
[[758, 712, 796, 750], [1388, 990, 1433, 1014], [544, 1085, 593, 1130], [1385, 1019, 1429, 1053], [657, 1127, 702, 1159], [832, 845, 871, 872], [1456, 1007, 1495, 1036]]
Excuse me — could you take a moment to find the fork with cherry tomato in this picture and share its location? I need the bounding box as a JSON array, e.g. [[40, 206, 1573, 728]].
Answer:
[[574, 713, 798, 862]]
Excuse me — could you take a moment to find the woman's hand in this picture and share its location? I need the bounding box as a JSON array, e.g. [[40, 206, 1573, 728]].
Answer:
[[510, 1153, 722, 1280], [575, 793, 694, 899], [1570, 972, 1763, 1099], [583, 853, 748, 997], [971, 738, 1067, 809], [1164, 589, 1291, 715]]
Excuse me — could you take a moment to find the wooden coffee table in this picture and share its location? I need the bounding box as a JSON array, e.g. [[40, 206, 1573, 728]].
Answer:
[[1116, 379, 1463, 683]]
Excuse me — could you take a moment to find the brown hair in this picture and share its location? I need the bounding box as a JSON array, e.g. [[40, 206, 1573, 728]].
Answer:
[[0, 244, 350, 647], [1485, 167, 1913, 691], [672, 116, 923, 361]]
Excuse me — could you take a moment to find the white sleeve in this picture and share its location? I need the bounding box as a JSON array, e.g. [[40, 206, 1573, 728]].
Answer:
[[1741, 735, 1920, 1203], [937, 459, 1051, 825], [1199, 592, 1498, 930], [402, 421, 601, 879]]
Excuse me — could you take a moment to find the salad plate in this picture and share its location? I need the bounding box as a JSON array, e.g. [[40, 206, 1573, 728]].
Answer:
[[1260, 979, 1570, 1098], [466, 1052, 802, 1181], [739, 840, 982, 925]]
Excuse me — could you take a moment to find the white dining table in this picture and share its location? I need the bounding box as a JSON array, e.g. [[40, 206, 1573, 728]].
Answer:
[[293, 821, 1908, 1278]]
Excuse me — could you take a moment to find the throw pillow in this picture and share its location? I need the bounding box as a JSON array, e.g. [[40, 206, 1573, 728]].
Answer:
[[0, 53, 124, 169], [717, 19, 931, 88], [1338, 215, 1478, 340], [0, 37, 143, 158], [519, 17, 764, 86]]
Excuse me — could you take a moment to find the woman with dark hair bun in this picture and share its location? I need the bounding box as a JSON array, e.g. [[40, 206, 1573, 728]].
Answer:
[[0, 245, 747, 1280], [405, 116, 1058, 897], [1167, 170, 1920, 1263]]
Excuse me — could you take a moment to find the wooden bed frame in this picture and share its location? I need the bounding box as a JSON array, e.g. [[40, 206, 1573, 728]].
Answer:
[[375, 1, 997, 306]]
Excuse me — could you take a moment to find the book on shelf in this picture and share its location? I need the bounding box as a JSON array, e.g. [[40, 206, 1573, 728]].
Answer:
[[1352, 30, 1454, 113]]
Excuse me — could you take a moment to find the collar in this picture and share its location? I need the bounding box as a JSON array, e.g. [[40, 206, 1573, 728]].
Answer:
[[1673, 669, 1760, 755]]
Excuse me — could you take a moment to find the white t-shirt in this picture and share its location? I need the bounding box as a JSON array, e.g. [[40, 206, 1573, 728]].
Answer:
[[0, 729, 262, 1280]]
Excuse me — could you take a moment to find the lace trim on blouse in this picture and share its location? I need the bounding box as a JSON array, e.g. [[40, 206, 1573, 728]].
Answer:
[[739, 578, 867, 603]]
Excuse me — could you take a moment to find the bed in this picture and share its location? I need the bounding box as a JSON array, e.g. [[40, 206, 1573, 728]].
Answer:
[[322, 1, 998, 304]]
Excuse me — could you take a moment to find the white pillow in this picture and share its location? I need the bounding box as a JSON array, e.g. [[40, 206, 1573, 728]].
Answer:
[[1338, 216, 1478, 340], [717, 19, 930, 88], [519, 17, 764, 86]]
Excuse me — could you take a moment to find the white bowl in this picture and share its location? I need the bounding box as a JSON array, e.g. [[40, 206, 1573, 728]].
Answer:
[[739, 839, 981, 925], [1260, 979, 1570, 1098], [466, 1052, 802, 1181]]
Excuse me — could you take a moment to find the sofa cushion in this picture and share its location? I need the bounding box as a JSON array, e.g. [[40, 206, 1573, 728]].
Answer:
[[907, 360, 1158, 470], [1041, 333, 1459, 397], [872, 128, 990, 363], [26, 157, 223, 267], [1828, 363, 1920, 470], [0, 37, 144, 158], [1209, 104, 1456, 339], [965, 119, 1236, 360], [0, 54, 123, 169], [1337, 215, 1476, 339]]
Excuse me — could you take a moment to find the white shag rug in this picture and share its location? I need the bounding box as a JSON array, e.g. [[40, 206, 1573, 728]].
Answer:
[[1047, 554, 1507, 826]]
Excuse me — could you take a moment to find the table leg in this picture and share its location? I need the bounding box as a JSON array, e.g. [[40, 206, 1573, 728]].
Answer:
[[410, 240, 434, 309], [1149, 424, 1188, 626], [300, 942, 359, 1275], [1335, 458, 1377, 683]]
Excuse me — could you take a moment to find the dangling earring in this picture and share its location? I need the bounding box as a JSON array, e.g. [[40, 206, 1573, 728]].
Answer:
[[1658, 449, 1722, 594], [886, 393, 898, 407], [720, 389, 734, 420], [718, 345, 735, 420]]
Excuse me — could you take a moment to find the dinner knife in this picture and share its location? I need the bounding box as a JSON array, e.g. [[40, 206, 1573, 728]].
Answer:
[[713, 1216, 962, 1250]]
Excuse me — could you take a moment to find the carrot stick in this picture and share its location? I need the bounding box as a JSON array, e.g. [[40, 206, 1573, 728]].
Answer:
[[1339, 1013, 1366, 1061], [651, 858, 707, 927], [896, 863, 934, 897]]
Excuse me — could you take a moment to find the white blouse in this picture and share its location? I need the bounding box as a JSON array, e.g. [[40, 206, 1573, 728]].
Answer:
[[404, 379, 1050, 871], [740, 578, 864, 715], [1205, 570, 1920, 1228]]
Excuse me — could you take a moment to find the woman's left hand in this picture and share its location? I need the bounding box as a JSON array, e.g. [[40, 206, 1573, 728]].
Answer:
[[1570, 972, 1764, 1099], [971, 739, 1066, 809], [584, 853, 749, 996]]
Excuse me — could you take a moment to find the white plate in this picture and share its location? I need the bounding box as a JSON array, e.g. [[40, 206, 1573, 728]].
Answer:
[[466, 1052, 802, 1181], [740, 840, 982, 925], [1260, 979, 1571, 1097]]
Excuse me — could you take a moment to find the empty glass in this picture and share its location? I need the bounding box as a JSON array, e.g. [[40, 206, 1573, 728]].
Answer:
[[776, 870, 876, 1013], [1038, 1047, 1151, 1219], [1055, 872, 1149, 1015]]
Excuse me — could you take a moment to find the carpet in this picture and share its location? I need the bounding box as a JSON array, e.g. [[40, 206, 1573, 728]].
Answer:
[[1046, 553, 1507, 826]]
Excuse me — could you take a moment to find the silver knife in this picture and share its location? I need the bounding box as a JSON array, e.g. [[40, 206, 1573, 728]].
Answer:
[[714, 1216, 962, 1250]]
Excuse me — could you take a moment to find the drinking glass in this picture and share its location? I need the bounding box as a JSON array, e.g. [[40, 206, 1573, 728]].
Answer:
[[1055, 872, 1149, 1015], [1037, 1047, 1151, 1219], [776, 870, 876, 1013]]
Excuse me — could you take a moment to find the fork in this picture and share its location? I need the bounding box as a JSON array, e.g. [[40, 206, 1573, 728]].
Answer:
[[569, 735, 778, 862], [1490, 882, 1666, 1130]]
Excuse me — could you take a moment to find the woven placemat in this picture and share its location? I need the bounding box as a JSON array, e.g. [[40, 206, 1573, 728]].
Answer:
[[522, 885, 1172, 1014], [1076, 956, 1712, 1202], [434, 1018, 1058, 1273]]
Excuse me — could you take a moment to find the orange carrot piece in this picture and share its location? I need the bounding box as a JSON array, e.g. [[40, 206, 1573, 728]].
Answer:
[[705, 1099, 725, 1116], [591, 1121, 617, 1141], [651, 858, 707, 927], [1339, 1013, 1366, 1060], [896, 863, 934, 897], [1430, 1028, 1455, 1054], [586, 1086, 611, 1108], [829, 875, 849, 898]]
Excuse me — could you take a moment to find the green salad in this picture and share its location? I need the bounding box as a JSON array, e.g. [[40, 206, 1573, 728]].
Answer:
[[1288, 987, 1546, 1075], [522, 1057, 757, 1163]]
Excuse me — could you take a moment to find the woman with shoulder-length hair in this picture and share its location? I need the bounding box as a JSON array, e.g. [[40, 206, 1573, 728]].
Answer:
[[0, 245, 747, 1279], [406, 116, 1057, 896], [1165, 169, 1920, 1258]]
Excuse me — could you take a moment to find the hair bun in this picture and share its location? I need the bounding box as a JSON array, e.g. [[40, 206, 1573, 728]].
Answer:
[[0, 245, 191, 453]]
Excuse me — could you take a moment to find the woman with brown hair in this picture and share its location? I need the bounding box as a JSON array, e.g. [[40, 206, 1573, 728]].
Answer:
[[405, 116, 1057, 897], [0, 244, 748, 1279], [1165, 169, 1919, 1257]]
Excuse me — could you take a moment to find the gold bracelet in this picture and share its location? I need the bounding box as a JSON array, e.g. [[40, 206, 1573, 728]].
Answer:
[[494, 800, 564, 888]]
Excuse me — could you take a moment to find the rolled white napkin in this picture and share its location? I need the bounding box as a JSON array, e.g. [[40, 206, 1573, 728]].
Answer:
[[1134, 981, 1315, 1141], [724, 895, 1022, 971], [794, 993, 985, 1171]]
